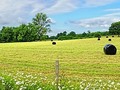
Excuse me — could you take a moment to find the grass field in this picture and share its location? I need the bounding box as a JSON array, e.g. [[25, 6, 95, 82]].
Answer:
[[0, 36, 120, 89]]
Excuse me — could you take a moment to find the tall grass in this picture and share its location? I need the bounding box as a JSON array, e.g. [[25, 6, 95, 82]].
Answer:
[[0, 72, 120, 90]]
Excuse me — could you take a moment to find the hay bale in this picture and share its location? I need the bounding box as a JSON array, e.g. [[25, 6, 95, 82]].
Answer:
[[52, 42, 56, 45], [98, 38, 100, 40], [106, 36, 108, 38], [104, 44, 117, 55], [51, 39, 53, 41], [112, 35, 114, 37], [108, 39, 111, 41]]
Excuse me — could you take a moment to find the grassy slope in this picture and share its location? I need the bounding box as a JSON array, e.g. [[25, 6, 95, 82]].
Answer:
[[0, 37, 120, 80]]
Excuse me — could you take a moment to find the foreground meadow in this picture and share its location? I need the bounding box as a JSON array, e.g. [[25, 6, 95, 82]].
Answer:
[[0, 37, 120, 89]]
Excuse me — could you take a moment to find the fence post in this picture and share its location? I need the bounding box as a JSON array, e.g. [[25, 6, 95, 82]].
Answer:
[[55, 60, 59, 90]]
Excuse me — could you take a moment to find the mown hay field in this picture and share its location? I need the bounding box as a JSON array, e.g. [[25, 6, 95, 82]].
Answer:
[[0, 36, 120, 89]]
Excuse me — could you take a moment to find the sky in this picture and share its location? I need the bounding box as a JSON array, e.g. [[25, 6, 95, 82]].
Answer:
[[0, 0, 120, 36]]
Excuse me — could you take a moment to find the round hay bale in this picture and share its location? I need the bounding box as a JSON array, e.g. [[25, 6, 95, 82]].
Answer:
[[108, 39, 111, 41], [112, 35, 114, 37], [52, 42, 56, 45], [51, 39, 53, 41], [98, 38, 100, 40], [106, 36, 108, 38], [104, 44, 117, 55]]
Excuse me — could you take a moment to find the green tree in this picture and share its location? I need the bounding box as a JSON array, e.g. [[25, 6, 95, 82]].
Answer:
[[14, 24, 28, 42], [13, 23, 38, 42], [0, 26, 14, 42], [32, 13, 51, 40], [94, 31, 101, 37], [82, 32, 87, 37], [63, 31, 67, 36], [68, 31, 76, 37], [109, 21, 120, 35], [27, 23, 38, 41]]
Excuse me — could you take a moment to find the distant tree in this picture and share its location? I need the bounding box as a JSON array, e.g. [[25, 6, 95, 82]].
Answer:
[[87, 30, 91, 34], [13, 23, 38, 42], [32, 13, 51, 40], [27, 23, 38, 41], [13, 24, 29, 42], [82, 32, 87, 37], [94, 32, 101, 37], [56, 32, 63, 38], [12, 26, 21, 42], [0, 26, 14, 42], [68, 31, 76, 37], [100, 31, 109, 36], [63, 31, 67, 36], [76, 34, 83, 39], [56, 31, 67, 39], [49, 36, 56, 40], [109, 21, 120, 35]]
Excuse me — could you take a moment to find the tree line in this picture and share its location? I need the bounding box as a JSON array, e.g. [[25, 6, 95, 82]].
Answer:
[[0, 13, 51, 42], [49, 31, 109, 40], [50, 21, 120, 40], [0, 12, 120, 42]]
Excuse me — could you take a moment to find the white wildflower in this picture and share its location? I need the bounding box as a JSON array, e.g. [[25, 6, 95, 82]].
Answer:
[[38, 88, 42, 90], [111, 81, 115, 85], [62, 86, 65, 89], [58, 86, 61, 90], [16, 81, 21, 85], [19, 86, 26, 90], [108, 84, 112, 87], [99, 80, 102, 82], [16, 81, 24, 85], [108, 80, 111, 83], [68, 80, 71, 84], [117, 82, 120, 85]]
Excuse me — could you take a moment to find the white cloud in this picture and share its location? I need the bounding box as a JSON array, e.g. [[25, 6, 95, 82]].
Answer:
[[0, 0, 79, 26], [80, 0, 117, 8], [105, 8, 120, 12], [0, 0, 118, 27], [0, 0, 34, 25], [41, 0, 79, 14], [69, 15, 120, 29]]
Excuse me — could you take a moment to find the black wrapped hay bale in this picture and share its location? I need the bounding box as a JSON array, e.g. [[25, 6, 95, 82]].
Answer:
[[51, 39, 53, 41], [108, 39, 111, 41], [98, 38, 100, 40], [106, 36, 108, 38], [104, 44, 117, 55], [52, 42, 56, 45], [112, 35, 114, 37]]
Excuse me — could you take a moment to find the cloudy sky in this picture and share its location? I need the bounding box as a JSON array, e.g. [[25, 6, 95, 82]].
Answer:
[[0, 0, 120, 35]]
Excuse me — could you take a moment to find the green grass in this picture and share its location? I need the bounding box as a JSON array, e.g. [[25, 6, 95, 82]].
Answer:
[[0, 36, 120, 89]]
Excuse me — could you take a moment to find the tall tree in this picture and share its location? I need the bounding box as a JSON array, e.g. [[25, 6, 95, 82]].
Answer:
[[109, 21, 120, 35], [32, 13, 51, 40]]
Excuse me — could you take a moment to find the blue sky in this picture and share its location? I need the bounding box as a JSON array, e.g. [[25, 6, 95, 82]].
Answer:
[[0, 0, 120, 36]]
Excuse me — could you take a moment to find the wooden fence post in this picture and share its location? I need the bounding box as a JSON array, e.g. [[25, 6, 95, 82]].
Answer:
[[55, 60, 59, 90]]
